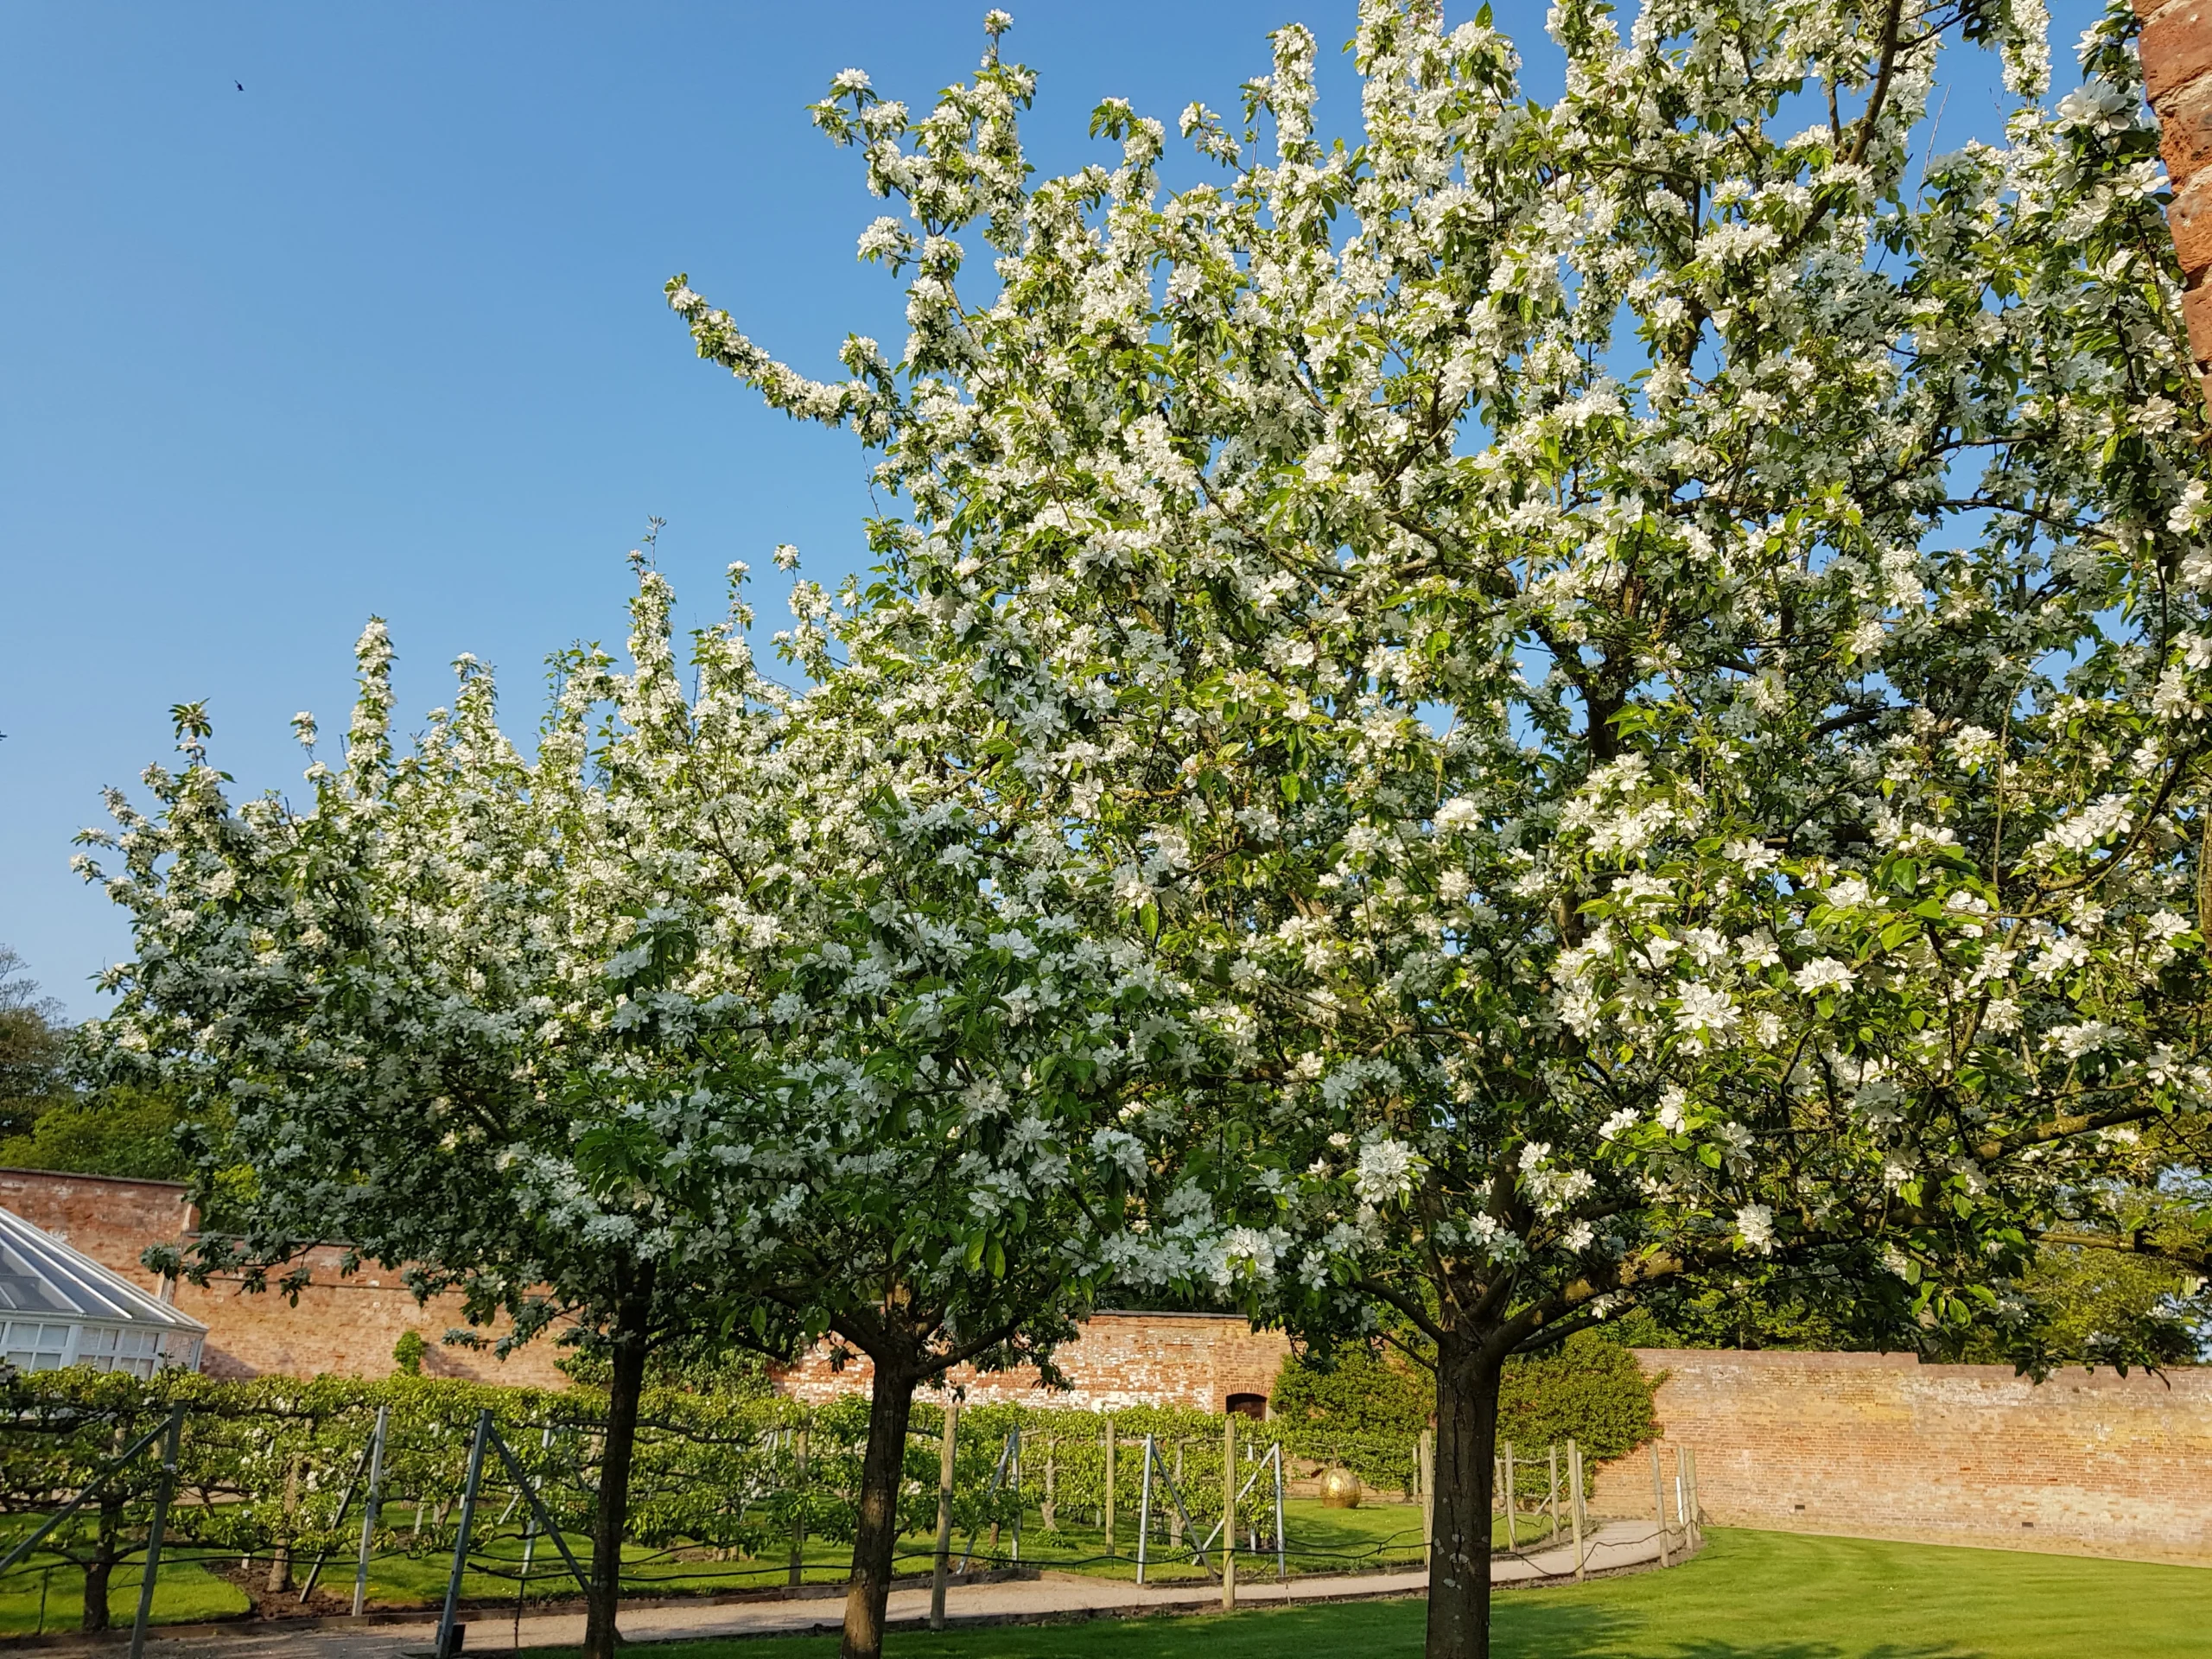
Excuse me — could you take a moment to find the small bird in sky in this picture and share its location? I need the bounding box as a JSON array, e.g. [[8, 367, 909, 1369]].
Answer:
[[235, 80, 244, 92]]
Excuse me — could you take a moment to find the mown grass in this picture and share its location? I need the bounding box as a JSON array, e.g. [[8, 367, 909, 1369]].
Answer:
[[0, 1554, 248, 1637], [531, 1529, 2212, 1659]]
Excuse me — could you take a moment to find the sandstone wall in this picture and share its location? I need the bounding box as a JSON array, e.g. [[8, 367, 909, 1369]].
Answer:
[[0, 1169, 567, 1388], [1591, 1348, 2212, 1566], [776, 1311, 1292, 1413]]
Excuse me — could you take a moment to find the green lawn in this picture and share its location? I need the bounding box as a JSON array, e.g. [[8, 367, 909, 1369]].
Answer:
[[529, 1529, 2212, 1659], [944, 1497, 1441, 1583], [0, 1555, 249, 1637]]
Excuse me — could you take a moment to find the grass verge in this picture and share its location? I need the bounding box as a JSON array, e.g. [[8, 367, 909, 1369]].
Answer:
[[524, 1529, 2212, 1659]]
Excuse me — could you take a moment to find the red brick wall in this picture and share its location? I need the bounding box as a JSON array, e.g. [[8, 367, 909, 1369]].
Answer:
[[776, 1312, 1292, 1413], [2140, 0, 2212, 407], [0, 1169, 194, 1299], [1591, 1349, 2212, 1566], [0, 1169, 567, 1388]]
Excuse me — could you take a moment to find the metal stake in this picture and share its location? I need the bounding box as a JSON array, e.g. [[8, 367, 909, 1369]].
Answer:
[[0, 1418, 171, 1577], [126, 1404, 183, 1659], [485, 1421, 590, 1594], [1009, 1428, 1022, 1564], [1274, 1451, 1292, 1574], [956, 1430, 1014, 1575], [434, 1408, 493, 1659], [301, 1416, 382, 1604], [352, 1403, 389, 1618], [1135, 1436, 1154, 1585], [514, 1426, 555, 1599]]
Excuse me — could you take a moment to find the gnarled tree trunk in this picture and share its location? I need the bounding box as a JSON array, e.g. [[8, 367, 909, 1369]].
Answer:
[[584, 1255, 656, 1659], [80, 1491, 123, 1633], [1425, 1332, 1505, 1659], [839, 1351, 919, 1659]]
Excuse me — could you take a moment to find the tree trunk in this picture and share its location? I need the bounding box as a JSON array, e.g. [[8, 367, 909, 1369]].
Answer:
[[80, 1494, 122, 1634], [268, 1455, 302, 1593], [584, 1255, 656, 1659], [1425, 1335, 1504, 1659], [839, 1354, 918, 1659]]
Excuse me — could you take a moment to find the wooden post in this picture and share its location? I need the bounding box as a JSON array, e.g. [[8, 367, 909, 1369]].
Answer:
[[1683, 1446, 1701, 1548], [1169, 1442, 1185, 1548], [268, 1454, 302, 1593], [1567, 1439, 1586, 1581], [1103, 1417, 1117, 1556], [1418, 1427, 1434, 1548], [787, 1426, 809, 1588], [1220, 1413, 1237, 1611], [1042, 1438, 1057, 1531], [1503, 1440, 1516, 1550], [929, 1403, 958, 1630], [1650, 1443, 1671, 1568], [1548, 1444, 1560, 1546]]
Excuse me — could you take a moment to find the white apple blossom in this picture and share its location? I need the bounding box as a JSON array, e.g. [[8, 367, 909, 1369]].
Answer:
[[663, 2, 2212, 1650], [1792, 958, 1859, 997]]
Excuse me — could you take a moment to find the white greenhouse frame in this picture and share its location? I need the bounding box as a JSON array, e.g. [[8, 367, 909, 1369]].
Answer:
[[0, 1206, 206, 1379]]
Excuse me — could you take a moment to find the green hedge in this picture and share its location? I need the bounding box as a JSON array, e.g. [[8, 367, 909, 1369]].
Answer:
[[0, 1337, 1656, 1599], [1271, 1332, 1660, 1469]]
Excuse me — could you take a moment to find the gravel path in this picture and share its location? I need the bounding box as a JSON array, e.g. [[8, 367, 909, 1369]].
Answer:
[[80, 1520, 1684, 1656]]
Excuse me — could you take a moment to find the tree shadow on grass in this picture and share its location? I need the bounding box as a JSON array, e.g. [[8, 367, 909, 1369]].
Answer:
[[557, 1594, 1989, 1659], [1493, 1602, 1980, 1659]]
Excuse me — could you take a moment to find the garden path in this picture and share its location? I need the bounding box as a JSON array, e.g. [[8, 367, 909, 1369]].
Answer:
[[120, 1521, 1676, 1656]]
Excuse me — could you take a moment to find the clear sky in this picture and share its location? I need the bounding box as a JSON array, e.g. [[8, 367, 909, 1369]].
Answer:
[[0, 1, 2102, 1020]]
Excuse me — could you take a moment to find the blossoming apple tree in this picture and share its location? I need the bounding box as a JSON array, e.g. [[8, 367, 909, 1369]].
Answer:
[[73, 570, 821, 1657], [78, 558, 1208, 1659], [671, 1, 2212, 1652], [563, 563, 1217, 1659]]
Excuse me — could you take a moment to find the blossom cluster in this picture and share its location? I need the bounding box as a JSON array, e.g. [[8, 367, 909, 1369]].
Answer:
[[667, 0, 2210, 1370]]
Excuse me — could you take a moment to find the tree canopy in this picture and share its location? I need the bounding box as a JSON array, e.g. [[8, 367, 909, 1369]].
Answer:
[[0, 946, 73, 1141], [667, 1, 2212, 1652], [73, 2, 2212, 1657]]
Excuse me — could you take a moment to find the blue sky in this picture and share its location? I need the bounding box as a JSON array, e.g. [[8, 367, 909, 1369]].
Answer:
[[0, 1, 2104, 1019]]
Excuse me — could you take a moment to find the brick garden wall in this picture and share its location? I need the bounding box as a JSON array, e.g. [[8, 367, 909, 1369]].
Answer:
[[0, 1169, 190, 1300], [1592, 1348, 2212, 1566], [16, 1160, 2207, 1568], [0, 1169, 567, 1387], [776, 1311, 1292, 1414], [0, 1170, 1277, 1402]]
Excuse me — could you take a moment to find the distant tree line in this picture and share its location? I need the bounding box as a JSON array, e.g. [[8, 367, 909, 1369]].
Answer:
[[0, 944, 193, 1181]]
